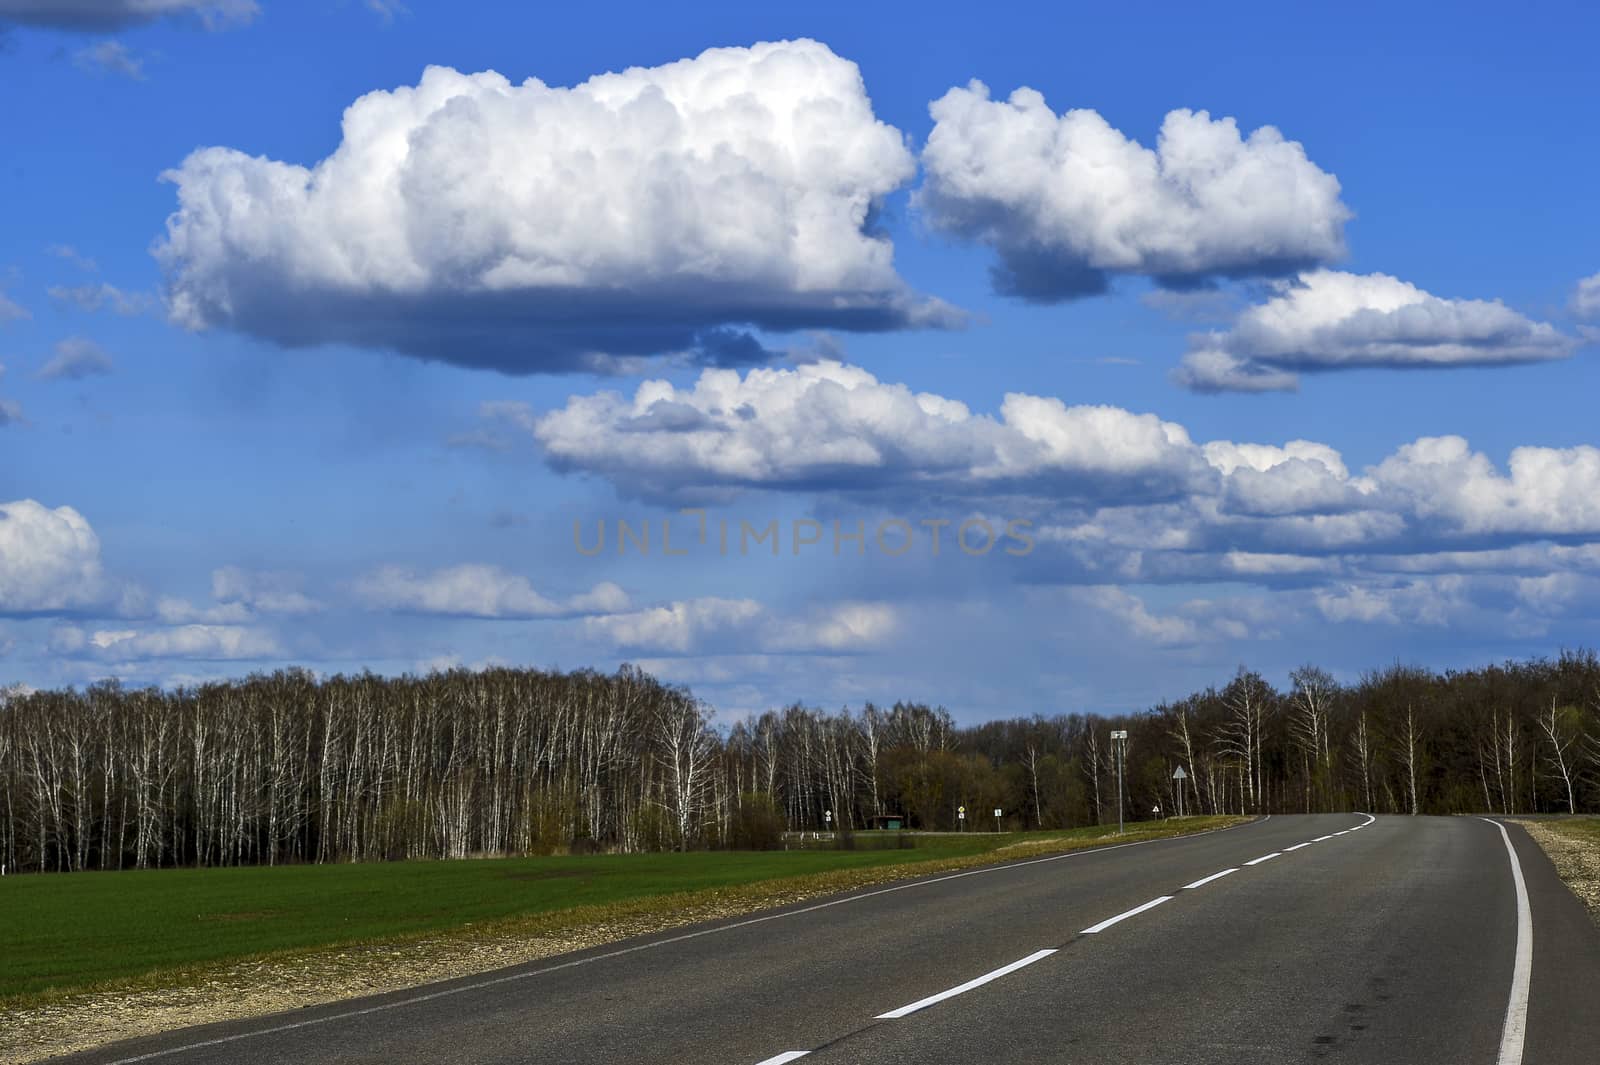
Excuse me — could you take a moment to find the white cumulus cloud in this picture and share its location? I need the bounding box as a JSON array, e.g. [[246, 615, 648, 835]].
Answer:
[[155, 40, 954, 373], [918, 85, 1349, 300], [1174, 270, 1575, 392], [211, 567, 323, 615], [584, 598, 897, 654], [51, 623, 280, 660], [0, 500, 129, 614], [530, 359, 1210, 504], [352, 564, 628, 618], [1573, 272, 1600, 320], [1372, 436, 1600, 538]]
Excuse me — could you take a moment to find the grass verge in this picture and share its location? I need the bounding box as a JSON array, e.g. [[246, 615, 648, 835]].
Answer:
[[0, 815, 1244, 1063], [1510, 816, 1600, 926]]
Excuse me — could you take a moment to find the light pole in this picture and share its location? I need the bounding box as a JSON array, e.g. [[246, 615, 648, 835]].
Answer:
[[1111, 730, 1128, 834]]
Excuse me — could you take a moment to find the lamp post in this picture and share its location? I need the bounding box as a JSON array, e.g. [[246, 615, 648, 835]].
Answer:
[[1111, 730, 1128, 835]]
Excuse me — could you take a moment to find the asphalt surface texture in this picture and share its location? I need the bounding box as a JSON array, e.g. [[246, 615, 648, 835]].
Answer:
[[48, 815, 1600, 1065]]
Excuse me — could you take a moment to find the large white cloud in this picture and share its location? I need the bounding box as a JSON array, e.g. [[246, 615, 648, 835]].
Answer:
[[1372, 436, 1600, 538], [0, 0, 256, 30], [211, 567, 322, 615], [1174, 270, 1576, 392], [1203, 440, 1374, 516], [1573, 272, 1600, 319], [50, 623, 281, 660], [518, 361, 1600, 571], [0, 500, 130, 614], [583, 598, 897, 654], [352, 564, 628, 618], [917, 85, 1349, 301], [155, 41, 955, 373], [530, 359, 1210, 504]]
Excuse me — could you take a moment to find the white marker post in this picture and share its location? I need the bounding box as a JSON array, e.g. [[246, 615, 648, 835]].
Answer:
[[1172, 765, 1188, 818], [1111, 730, 1128, 835]]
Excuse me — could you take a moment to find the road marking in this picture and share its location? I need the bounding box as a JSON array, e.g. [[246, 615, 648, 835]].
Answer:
[[95, 820, 1266, 1065], [1181, 868, 1238, 890], [1332, 830, 1350, 836], [753, 1053, 810, 1064], [1081, 895, 1173, 933], [1244, 852, 1281, 865], [1313, 834, 1334, 841], [875, 950, 1057, 1019], [1480, 818, 1532, 1065], [1284, 842, 1314, 851]]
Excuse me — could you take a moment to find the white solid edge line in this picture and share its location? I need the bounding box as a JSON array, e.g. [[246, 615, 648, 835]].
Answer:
[[753, 1053, 810, 1065], [1244, 852, 1281, 866], [1081, 895, 1174, 934], [1480, 818, 1533, 1065], [100, 821, 1263, 1065], [875, 949, 1057, 1019], [1181, 868, 1238, 890], [1284, 842, 1314, 851]]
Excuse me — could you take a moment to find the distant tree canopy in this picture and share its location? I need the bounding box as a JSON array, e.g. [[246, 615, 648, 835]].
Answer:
[[2, 650, 1599, 874]]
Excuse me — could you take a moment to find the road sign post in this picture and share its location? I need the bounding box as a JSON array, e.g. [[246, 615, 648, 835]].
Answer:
[[993, 808, 1002, 833], [958, 805, 966, 831], [1172, 765, 1188, 818], [1111, 730, 1128, 835]]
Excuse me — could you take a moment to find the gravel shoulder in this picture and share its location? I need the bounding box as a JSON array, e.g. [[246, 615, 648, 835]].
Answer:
[[1510, 816, 1600, 925]]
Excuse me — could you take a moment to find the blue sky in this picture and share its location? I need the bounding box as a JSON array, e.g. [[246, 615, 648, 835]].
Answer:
[[3, 0, 1599, 720]]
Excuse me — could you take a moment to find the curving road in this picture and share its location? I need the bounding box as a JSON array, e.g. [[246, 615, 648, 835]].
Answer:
[[55, 815, 1600, 1065]]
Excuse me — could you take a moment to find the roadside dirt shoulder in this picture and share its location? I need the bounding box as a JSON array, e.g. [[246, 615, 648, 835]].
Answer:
[[1510, 817, 1600, 926]]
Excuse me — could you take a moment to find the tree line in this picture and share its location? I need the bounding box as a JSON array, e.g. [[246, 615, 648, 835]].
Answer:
[[2, 650, 1598, 873]]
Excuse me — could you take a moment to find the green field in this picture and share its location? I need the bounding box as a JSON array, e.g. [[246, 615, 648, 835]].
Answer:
[[0, 818, 1240, 1005]]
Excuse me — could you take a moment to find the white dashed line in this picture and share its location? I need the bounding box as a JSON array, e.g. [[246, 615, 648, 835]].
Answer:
[[875, 950, 1057, 1019], [1284, 842, 1315, 851], [753, 1053, 810, 1065], [96, 820, 1264, 1065], [1313, 834, 1335, 841], [1244, 852, 1281, 866], [1081, 896, 1173, 934], [1181, 868, 1239, 890]]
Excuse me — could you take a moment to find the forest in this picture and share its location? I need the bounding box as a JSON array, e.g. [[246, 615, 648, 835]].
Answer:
[[1, 650, 1598, 873]]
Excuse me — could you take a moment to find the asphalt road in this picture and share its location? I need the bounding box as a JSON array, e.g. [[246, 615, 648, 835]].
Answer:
[[54, 815, 1600, 1065]]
